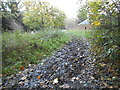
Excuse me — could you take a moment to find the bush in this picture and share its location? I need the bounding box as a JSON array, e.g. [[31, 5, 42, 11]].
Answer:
[[88, 1, 120, 86]]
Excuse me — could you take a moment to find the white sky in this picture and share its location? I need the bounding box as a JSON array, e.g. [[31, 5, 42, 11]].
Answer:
[[4, 0, 79, 19], [44, 0, 79, 19]]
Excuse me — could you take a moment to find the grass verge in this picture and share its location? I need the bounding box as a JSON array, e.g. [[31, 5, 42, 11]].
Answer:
[[2, 30, 71, 76]]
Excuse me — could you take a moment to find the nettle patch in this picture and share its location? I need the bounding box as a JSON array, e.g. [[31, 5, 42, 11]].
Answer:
[[2, 30, 70, 76]]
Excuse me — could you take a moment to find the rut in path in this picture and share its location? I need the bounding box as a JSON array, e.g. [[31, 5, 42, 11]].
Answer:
[[3, 38, 103, 89]]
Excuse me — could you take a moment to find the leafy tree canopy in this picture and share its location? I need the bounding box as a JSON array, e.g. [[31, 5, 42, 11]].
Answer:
[[77, 5, 88, 23], [1, 0, 24, 31], [22, 1, 66, 30]]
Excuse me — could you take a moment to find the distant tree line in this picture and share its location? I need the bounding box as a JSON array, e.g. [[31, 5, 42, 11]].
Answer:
[[1, 0, 66, 32]]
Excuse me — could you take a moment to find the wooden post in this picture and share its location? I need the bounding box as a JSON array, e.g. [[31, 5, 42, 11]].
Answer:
[[85, 27, 86, 34]]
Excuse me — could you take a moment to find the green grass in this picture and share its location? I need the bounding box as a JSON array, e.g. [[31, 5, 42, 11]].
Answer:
[[2, 30, 71, 76], [67, 30, 92, 38], [2, 29, 92, 76]]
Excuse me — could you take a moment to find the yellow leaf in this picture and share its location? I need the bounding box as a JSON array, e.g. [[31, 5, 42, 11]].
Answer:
[[92, 21, 101, 26], [12, 4, 16, 7], [108, 86, 113, 88], [99, 63, 106, 67], [75, 58, 78, 61], [107, 78, 111, 81], [40, 83, 44, 86]]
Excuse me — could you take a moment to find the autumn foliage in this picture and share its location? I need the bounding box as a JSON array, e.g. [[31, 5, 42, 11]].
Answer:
[[87, 0, 119, 86], [22, 1, 66, 30]]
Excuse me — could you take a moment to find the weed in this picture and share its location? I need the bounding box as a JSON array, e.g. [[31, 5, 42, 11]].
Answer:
[[2, 30, 70, 76]]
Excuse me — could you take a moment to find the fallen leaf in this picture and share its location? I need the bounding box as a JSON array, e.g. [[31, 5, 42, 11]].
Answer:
[[30, 69, 34, 72], [103, 82, 108, 86], [40, 83, 44, 86], [76, 77, 79, 80], [71, 77, 76, 82], [24, 69, 28, 72], [19, 71, 22, 74], [59, 84, 70, 88], [39, 81, 45, 86], [107, 86, 113, 88], [37, 76, 41, 79], [79, 56, 83, 58], [29, 64, 32, 67], [75, 58, 79, 61], [41, 62, 44, 65], [18, 81, 24, 86], [53, 78, 58, 84], [101, 77, 104, 80], [20, 66, 24, 70], [107, 78, 111, 81], [112, 76, 116, 80], [99, 63, 106, 67], [72, 77, 76, 80], [21, 76, 27, 80], [91, 76, 94, 79]]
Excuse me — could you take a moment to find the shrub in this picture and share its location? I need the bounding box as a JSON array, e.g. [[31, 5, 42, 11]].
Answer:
[[88, 0, 120, 86]]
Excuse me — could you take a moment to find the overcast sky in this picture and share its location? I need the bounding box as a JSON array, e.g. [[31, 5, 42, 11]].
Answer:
[[44, 0, 79, 19]]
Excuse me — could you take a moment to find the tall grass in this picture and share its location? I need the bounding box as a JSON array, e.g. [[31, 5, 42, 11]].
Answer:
[[2, 30, 71, 76], [2, 29, 91, 76]]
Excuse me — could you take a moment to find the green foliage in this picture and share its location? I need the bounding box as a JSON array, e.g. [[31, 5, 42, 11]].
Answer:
[[1, 1, 19, 18], [22, 1, 66, 30], [2, 30, 70, 76], [88, 0, 120, 61], [77, 5, 88, 23], [91, 29, 120, 60], [1, 0, 22, 31], [2, 29, 91, 76], [67, 30, 92, 39], [88, 0, 120, 86]]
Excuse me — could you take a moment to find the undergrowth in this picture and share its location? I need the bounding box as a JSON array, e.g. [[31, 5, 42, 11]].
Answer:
[[2, 30, 71, 76]]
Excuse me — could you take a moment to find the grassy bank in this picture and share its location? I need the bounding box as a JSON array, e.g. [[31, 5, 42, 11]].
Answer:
[[2, 30, 71, 76], [2, 29, 91, 76]]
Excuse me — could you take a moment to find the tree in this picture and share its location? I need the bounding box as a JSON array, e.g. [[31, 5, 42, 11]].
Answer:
[[77, 5, 87, 23], [88, 1, 119, 29], [1, 0, 23, 31], [22, 1, 66, 31], [78, 0, 120, 87], [87, 0, 120, 86], [51, 7, 66, 29]]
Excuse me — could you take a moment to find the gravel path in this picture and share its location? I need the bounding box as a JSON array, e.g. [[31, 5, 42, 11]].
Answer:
[[2, 38, 105, 89]]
